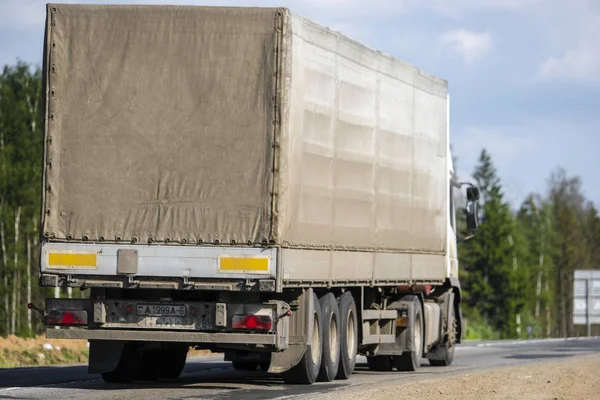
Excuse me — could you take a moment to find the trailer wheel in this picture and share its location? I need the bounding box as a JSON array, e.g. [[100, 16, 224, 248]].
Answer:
[[336, 291, 358, 380], [138, 349, 161, 381], [367, 355, 394, 371], [259, 361, 270, 372], [258, 352, 272, 372], [101, 343, 141, 384], [232, 361, 259, 371], [283, 292, 323, 384], [429, 340, 455, 367], [393, 296, 423, 372], [317, 293, 341, 382], [157, 347, 188, 379], [430, 305, 456, 367]]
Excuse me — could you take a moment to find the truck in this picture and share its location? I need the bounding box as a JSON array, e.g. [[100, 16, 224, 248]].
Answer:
[[34, 3, 480, 384]]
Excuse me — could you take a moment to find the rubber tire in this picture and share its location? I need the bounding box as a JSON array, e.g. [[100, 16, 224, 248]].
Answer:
[[429, 343, 455, 367], [101, 344, 142, 384], [232, 360, 259, 371], [259, 361, 270, 372], [259, 353, 272, 372], [367, 356, 394, 371], [283, 292, 323, 384], [138, 349, 161, 381], [336, 291, 358, 380], [430, 305, 456, 367], [317, 293, 341, 382], [157, 347, 188, 379], [393, 297, 423, 372]]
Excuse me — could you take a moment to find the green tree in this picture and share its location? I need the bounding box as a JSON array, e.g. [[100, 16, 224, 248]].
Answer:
[[459, 150, 493, 321], [0, 62, 44, 337], [517, 195, 558, 337], [460, 149, 529, 338], [548, 169, 589, 338], [584, 203, 600, 270]]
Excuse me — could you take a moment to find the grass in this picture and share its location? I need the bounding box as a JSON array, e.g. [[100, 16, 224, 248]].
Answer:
[[0, 334, 208, 368], [0, 345, 89, 368], [465, 320, 501, 340], [0, 335, 91, 368]]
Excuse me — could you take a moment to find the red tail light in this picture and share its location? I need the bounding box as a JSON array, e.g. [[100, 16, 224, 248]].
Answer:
[[47, 310, 88, 326], [232, 314, 272, 331]]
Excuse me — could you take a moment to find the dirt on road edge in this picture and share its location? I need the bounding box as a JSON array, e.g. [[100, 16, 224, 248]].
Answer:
[[317, 354, 600, 400]]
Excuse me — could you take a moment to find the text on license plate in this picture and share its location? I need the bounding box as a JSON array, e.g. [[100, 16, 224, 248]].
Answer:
[[136, 304, 187, 317]]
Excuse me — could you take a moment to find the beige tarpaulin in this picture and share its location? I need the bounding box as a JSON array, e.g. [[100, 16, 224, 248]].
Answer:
[[275, 14, 448, 254], [44, 5, 279, 245], [43, 5, 448, 255]]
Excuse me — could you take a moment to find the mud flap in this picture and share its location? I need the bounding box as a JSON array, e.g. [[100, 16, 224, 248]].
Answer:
[[268, 288, 314, 373], [456, 302, 464, 344], [88, 340, 125, 374], [377, 297, 414, 355], [447, 278, 463, 344], [427, 291, 455, 361]]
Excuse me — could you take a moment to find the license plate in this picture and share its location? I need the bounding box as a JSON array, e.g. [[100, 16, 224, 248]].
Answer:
[[136, 304, 187, 317]]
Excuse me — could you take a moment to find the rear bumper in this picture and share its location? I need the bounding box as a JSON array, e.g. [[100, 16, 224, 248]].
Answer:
[[46, 328, 277, 345], [40, 242, 278, 291], [44, 298, 291, 350]]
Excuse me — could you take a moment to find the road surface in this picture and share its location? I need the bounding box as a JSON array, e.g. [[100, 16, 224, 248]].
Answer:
[[1, 338, 599, 400]]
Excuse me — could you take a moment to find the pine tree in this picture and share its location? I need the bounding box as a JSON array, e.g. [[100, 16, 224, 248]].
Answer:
[[460, 150, 498, 322], [548, 169, 589, 338], [460, 149, 529, 338], [472, 149, 499, 204]]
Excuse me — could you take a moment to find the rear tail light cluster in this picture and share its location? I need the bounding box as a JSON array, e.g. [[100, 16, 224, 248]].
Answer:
[[232, 314, 273, 331], [46, 310, 88, 326]]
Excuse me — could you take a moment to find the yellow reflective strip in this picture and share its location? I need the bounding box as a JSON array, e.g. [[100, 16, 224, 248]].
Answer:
[[219, 256, 269, 272], [48, 253, 97, 268]]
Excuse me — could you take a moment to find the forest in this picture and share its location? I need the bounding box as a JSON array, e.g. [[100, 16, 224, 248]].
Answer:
[[0, 61, 598, 339]]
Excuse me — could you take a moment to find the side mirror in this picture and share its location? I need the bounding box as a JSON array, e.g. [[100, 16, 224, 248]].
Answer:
[[466, 187, 480, 202], [466, 200, 479, 232]]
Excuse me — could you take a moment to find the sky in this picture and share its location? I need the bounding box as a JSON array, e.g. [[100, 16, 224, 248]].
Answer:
[[1, 0, 598, 208]]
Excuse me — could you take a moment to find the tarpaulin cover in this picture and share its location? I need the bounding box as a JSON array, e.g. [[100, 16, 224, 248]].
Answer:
[[274, 14, 449, 253], [43, 5, 448, 255], [43, 4, 279, 244]]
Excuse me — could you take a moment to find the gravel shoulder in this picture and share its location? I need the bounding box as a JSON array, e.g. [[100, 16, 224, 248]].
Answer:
[[314, 354, 600, 400]]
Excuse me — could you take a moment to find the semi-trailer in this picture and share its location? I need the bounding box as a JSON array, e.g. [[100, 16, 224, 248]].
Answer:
[[35, 4, 480, 384]]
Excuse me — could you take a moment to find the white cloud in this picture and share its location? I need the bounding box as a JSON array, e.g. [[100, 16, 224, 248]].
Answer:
[[440, 30, 491, 64], [531, 0, 600, 85], [296, 0, 412, 19], [0, 1, 45, 29], [537, 42, 600, 84], [303, 0, 545, 17], [452, 119, 600, 207], [452, 126, 541, 206], [0, 0, 553, 36], [453, 127, 539, 170], [428, 0, 546, 17]]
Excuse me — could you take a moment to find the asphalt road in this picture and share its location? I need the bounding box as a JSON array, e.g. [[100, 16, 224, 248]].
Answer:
[[1, 338, 599, 400]]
